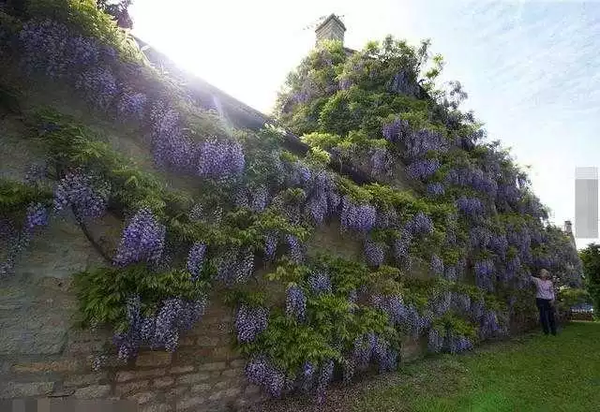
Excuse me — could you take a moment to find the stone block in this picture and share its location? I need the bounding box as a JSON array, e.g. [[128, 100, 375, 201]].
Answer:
[[64, 373, 107, 387], [178, 336, 196, 346], [152, 376, 174, 388], [174, 349, 211, 364], [127, 391, 155, 404], [139, 404, 172, 412], [50, 388, 76, 397], [73, 384, 111, 399], [0, 327, 67, 356], [176, 395, 206, 410], [221, 368, 243, 378], [190, 383, 211, 394], [116, 368, 166, 382], [12, 359, 79, 373], [166, 386, 188, 398], [229, 359, 245, 368], [168, 365, 194, 374], [207, 390, 224, 402], [116, 380, 149, 396], [197, 336, 219, 348], [213, 381, 230, 391], [224, 387, 242, 398], [135, 352, 172, 367], [67, 340, 106, 354], [244, 385, 261, 396], [198, 362, 226, 372], [176, 373, 211, 385], [0, 381, 54, 398]]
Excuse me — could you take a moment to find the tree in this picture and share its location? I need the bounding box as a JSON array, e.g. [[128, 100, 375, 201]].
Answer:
[[579, 243, 600, 312], [96, 0, 133, 28]]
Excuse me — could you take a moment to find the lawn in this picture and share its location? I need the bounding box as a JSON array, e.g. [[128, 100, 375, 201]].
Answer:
[[251, 322, 600, 412], [352, 322, 600, 412]]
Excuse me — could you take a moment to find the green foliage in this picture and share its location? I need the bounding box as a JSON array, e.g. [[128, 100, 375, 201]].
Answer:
[[25, 0, 144, 62], [580, 243, 600, 311], [239, 310, 340, 374], [0, 178, 53, 216], [336, 176, 373, 203], [240, 254, 402, 375], [34, 109, 189, 217], [314, 254, 372, 294], [301, 132, 342, 151], [74, 264, 210, 331], [557, 287, 592, 312], [432, 313, 477, 340]]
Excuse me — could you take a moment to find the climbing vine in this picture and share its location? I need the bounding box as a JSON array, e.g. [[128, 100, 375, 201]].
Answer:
[[0, 0, 583, 404]]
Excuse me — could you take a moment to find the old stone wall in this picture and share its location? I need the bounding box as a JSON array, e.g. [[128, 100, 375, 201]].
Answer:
[[0, 74, 539, 412], [0, 275, 263, 411]]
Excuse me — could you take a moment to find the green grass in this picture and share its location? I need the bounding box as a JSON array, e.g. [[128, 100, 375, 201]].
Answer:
[[352, 322, 600, 412]]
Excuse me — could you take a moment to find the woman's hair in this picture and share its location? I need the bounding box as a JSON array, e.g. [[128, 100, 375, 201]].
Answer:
[[539, 268, 550, 278]]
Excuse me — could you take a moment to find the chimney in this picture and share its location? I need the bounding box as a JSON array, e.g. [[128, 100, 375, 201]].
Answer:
[[565, 220, 576, 247], [315, 14, 346, 46], [564, 220, 573, 234]]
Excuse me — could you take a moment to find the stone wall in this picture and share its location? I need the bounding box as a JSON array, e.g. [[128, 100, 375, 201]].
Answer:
[[0, 73, 540, 412], [0, 270, 265, 411]]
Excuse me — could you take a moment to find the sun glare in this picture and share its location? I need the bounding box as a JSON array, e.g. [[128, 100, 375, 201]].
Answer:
[[129, 0, 318, 113]]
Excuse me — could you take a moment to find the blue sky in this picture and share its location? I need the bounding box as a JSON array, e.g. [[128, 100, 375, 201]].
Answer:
[[130, 0, 600, 248]]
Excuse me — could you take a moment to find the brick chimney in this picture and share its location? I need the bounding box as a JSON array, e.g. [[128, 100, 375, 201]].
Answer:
[[564, 220, 573, 234], [564, 220, 576, 246], [315, 14, 346, 46]]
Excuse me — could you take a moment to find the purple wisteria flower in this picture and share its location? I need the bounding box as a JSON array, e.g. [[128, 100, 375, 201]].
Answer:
[[475, 259, 495, 292], [340, 196, 376, 232], [456, 196, 484, 218], [382, 118, 409, 143], [427, 328, 444, 353], [407, 159, 440, 180], [53, 171, 109, 220], [216, 248, 255, 284], [245, 356, 286, 398], [75, 66, 120, 109], [263, 232, 278, 260], [426, 182, 445, 196], [364, 239, 385, 267], [406, 212, 433, 235], [186, 242, 206, 281], [430, 254, 444, 276], [285, 285, 307, 321], [285, 234, 304, 263], [316, 360, 335, 404], [197, 139, 245, 181], [447, 335, 473, 354], [113, 295, 206, 359], [235, 304, 269, 343], [369, 147, 392, 177], [113, 208, 166, 267], [117, 91, 147, 120], [308, 272, 332, 295]]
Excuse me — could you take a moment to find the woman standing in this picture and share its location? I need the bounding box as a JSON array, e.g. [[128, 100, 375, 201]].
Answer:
[[531, 269, 557, 336]]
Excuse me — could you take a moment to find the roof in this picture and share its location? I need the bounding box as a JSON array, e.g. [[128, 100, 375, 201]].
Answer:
[[315, 14, 346, 33], [132, 35, 374, 185]]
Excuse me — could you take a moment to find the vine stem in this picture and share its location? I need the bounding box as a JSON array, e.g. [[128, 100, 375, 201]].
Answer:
[[54, 163, 113, 264], [74, 209, 113, 264]]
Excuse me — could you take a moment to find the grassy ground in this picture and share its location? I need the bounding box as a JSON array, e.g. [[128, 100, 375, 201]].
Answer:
[[353, 322, 600, 412], [251, 322, 600, 412]]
